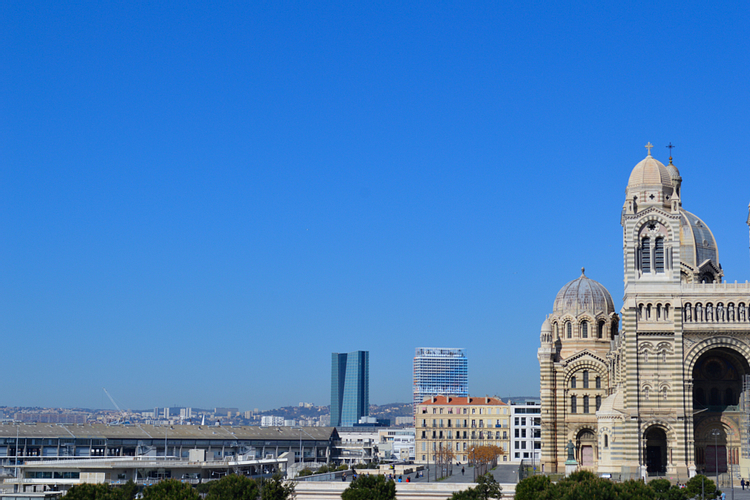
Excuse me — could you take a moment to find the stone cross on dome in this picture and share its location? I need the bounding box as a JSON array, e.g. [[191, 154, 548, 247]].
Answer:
[[645, 142, 654, 156]]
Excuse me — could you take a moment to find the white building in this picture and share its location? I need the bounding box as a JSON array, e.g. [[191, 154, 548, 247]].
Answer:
[[508, 399, 541, 464], [261, 416, 284, 427]]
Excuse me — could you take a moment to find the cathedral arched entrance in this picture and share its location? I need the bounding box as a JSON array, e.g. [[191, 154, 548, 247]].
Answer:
[[691, 346, 750, 474], [575, 429, 596, 467], [644, 426, 667, 474]]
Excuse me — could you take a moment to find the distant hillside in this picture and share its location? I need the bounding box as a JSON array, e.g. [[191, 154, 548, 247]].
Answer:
[[259, 403, 412, 420]]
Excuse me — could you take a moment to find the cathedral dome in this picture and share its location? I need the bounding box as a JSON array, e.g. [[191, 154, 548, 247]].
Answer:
[[627, 154, 673, 190], [553, 269, 615, 317], [680, 209, 719, 272]]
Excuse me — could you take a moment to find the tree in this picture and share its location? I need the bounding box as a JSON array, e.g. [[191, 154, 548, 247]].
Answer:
[[686, 474, 717, 500], [261, 474, 295, 500], [205, 474, 259, 500], [450, 473, 503, 500], [513, 474, 551, 500], [63, 483, 116, 500], [340, 474, 396, 500], [142, 479, 200, 500]]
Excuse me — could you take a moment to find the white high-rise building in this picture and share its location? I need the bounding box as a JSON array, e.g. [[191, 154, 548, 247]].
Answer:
[[413, 348, 468, 416]]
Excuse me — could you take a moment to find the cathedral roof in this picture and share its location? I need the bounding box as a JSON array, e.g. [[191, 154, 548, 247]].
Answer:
[[627, 154, 673, 190], [553, 269, 615, 317], [680, 208, 719, 271]]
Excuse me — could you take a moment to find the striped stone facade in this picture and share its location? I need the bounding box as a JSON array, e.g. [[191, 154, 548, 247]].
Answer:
[[539, 148, 750, 479]]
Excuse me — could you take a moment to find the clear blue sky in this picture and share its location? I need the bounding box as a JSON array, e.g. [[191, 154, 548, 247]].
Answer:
[[1, 1, 749, 411]]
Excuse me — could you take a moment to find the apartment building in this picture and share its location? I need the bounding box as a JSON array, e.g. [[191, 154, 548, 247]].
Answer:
[[414, 396, 510, 464]]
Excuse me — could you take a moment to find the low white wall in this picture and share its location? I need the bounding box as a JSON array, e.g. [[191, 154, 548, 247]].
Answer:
[[293, 481, 516, 500]]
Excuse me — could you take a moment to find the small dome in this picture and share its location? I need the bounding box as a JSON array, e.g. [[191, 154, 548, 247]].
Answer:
[[627, 155, 673, 190], [541, 317, 552, 333], [553, 268, 615, 317], [666, 160, 681, 183]]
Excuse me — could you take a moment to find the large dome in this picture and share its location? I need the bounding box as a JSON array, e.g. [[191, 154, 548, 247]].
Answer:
[[680, 209, 719, 271], [553, 269, 615, 317], [627, 155, 673, 190]]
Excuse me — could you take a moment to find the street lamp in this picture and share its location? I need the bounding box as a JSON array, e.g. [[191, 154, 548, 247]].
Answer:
[[711, 429, 721, 490]]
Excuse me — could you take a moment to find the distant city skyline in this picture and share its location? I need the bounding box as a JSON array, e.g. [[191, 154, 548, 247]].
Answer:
[[2, 2, 749, 410]]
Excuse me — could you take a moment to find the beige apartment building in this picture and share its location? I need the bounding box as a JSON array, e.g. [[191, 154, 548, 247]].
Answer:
[[414, 396, 510, 464]]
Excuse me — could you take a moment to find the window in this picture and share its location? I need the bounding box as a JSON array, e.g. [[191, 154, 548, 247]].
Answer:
[[595, 376, 601, 389], [521, 417, 526, 425], [521, 429, 526, 438], [567, 322, 572, 338], [515, 441, 519, 449], [515, 429, 519, 438], [521, 441, 526, 449], [571, 376, 576, 389], [596, 395, 601, 411], [583, 395, 590, 413], [583, 371, 589, 389], [581, 321, 588, 338], [598, 321, 605, 339], [654, 237, 664, 273], [642, 237, 651, 273], [433, 408, 436, 414], [514, 417, 519, 426], [604, 435, 608, 448], [571, 396, 577, 413]]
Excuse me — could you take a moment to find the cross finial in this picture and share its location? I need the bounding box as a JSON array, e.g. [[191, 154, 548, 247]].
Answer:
[[666, 142, 675, 163], [645, 142, 654, 156]]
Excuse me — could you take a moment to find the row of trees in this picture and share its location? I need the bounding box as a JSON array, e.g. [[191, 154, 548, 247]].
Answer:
[[515, 470, 719, 500], [63, 474, 295, 500]]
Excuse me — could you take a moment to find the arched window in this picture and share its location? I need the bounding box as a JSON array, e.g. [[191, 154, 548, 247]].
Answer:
[[595, 376, 601, 389], [583, 395, 590, 413], [604, 434, 608, 448], [583, 371, 589, 389], [581, 321, 588, 338], [571, 376, 576, 389], [641, 237, 651, 273], [710, 387, 720, 406], [554, 323, 559, 338], [726, 388, 735, 405], [566, 322, 572, 339], [598, 321, 605, 339], [596, 395, 601, 411], [654, 237, 664, 273], [571, 396, 577, 414]]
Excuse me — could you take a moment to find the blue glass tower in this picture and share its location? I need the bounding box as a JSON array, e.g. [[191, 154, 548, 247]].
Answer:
[[330, 351, 369, 427]]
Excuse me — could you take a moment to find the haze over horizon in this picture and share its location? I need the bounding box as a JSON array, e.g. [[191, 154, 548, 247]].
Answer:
[[2, 1, 749, 411]]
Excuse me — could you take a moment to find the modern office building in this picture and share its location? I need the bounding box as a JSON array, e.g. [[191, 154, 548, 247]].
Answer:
[[413, 348, 468, 416], [330, 351, 369, 427]]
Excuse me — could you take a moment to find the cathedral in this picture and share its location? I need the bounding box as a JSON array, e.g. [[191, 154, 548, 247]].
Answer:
[[538, 144, 750, 479]]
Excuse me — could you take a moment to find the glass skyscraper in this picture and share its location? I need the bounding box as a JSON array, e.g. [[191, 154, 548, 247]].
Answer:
[[330, 351, 369, 427], [413, 347, 468, 415]]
